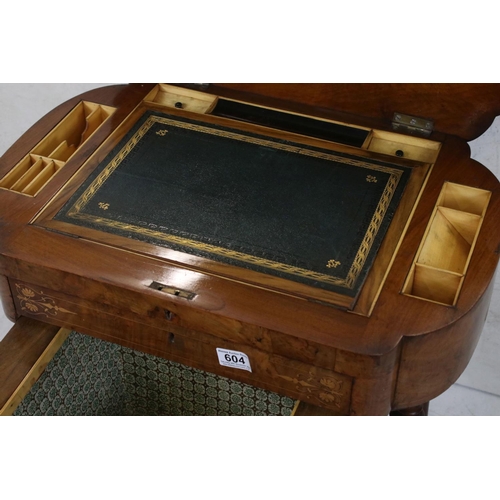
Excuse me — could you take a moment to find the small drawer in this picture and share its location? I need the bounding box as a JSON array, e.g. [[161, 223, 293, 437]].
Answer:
[[144, 84, 218, 114], [365, 130, 441, 163]]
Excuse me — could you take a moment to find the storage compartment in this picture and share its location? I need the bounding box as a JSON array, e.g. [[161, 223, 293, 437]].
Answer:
[[0, 101, 115, 196], [31, 101, 115, 158], [212, 98, 370, 147], [144, 84, 218, 113], [404, 264, 464, 306], [437, 182, 491, 216], [9, 277, 353, 414], [365, 130, 441, 163], [403, 182, 491, 306], [0, 155, 64, 196], [417, 208, 481, 274], [9, 331, 296, 416]]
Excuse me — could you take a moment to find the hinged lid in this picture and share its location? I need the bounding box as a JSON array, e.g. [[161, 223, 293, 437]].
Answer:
[[204, 84, 500, 141]]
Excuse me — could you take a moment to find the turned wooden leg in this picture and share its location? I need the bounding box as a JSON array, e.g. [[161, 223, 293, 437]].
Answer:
[[390, 402, 429, 416]]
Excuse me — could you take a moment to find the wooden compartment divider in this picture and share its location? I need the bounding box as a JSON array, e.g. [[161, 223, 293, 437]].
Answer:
[[0, 101, 115, 196], [402, 182, 491, 306]]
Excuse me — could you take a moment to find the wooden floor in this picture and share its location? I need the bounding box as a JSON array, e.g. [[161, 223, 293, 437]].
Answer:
[[1, 84, 500, 416]]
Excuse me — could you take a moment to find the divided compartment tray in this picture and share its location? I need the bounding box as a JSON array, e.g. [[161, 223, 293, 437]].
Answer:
[[0, 101, 115, 196], [402, 182, 491, 306]]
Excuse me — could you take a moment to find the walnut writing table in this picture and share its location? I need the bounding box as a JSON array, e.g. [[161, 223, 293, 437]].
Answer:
[[1, 84, 499, 415]]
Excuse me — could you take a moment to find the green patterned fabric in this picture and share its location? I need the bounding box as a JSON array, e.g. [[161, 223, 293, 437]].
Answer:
[[14, 332, 295, 416]]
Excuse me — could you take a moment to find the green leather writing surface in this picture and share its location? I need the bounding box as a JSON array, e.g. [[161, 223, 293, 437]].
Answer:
[[55, 111, 411, 298]]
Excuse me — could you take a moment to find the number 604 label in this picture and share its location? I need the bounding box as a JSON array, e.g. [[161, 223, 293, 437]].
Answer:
[[216, 348, 252, 372]]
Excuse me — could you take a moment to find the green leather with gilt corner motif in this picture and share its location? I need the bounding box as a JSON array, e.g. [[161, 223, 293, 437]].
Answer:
[[55, 110, 411, 298]]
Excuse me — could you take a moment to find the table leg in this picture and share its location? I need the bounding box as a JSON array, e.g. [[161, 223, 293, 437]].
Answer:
[[390, 402, 429, 416]]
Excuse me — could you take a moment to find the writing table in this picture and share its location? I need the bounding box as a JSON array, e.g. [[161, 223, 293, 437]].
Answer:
[[1, 84, 500, 415]]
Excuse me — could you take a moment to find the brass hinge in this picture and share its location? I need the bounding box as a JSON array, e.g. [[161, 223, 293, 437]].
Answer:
[[392, 112, 434, 137]]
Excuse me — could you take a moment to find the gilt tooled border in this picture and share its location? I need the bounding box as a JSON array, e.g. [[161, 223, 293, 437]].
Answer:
[[64, 115, 404, 289]]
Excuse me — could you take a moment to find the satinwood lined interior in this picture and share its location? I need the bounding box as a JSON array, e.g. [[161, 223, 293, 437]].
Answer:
[[403, 182, 491, 306], [0, 101, 115, 196]]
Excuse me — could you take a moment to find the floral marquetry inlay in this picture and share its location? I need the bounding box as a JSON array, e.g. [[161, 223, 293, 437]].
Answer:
[[277, 369, 348, 410], [15, 284, 75, 318]]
